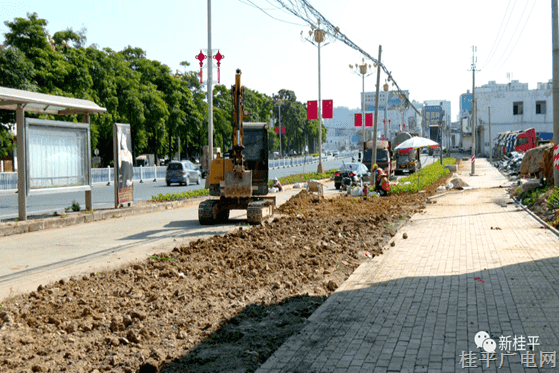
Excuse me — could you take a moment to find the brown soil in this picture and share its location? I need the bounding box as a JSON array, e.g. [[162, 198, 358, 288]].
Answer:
[[0, 179, 450, 373]]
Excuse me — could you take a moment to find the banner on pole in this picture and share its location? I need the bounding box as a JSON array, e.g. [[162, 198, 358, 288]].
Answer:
[[354, 113, 362, 127], [322, 99, 333, 119], [365, 113, 373, 127], [554, 144, 559, 169], [307, 100, 318, 120], [274, 126, 286, 135]]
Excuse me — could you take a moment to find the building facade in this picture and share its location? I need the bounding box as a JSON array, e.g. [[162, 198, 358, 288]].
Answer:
[[465, 80, 552, 155]]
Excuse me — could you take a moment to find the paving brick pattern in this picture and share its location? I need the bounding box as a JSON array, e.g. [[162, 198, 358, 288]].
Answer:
[[257, 159, 559, 373]]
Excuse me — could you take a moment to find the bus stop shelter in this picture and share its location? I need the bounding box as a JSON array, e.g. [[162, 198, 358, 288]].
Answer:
[[0, 86, 106, 221]]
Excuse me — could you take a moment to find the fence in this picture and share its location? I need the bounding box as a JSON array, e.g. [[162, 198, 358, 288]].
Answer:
[[0, 154, 356, 191]]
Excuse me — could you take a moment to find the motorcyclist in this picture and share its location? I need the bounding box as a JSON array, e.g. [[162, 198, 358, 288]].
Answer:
[[271, 177, 283, 191]]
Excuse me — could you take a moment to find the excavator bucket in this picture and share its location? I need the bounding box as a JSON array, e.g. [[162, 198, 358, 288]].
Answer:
[[224, 169, 253, 198]]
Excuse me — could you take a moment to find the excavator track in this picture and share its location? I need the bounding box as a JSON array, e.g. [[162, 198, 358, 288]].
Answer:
[[198, 200, 219, 225], [247, 200, 273, 225], [199, 200, 230, 225]]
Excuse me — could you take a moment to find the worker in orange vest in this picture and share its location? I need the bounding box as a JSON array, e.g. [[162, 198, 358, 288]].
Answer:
[[372, 164, 390, 196]]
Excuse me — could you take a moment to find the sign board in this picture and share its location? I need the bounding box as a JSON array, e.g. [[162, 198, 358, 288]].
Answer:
[[366, 90, 409, 111], [114, 123, 134, 206], [351, 135, 360, 143], [25, 118, 91, 195], [424, 105, 442, 132], [460, 93, 473, 117]]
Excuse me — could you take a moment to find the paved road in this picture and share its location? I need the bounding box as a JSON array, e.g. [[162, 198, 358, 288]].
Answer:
[[0, 157, 352, 221]]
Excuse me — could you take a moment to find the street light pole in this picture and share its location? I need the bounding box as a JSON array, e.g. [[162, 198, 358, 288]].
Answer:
[[207, 0, 213, 164], [553, 0, 559, 187], [318, 36, 324, 173], [278, 100, 283, 158], [301, 19, 339, 174], [372, 45, 382, 166], [469, 45, 478, 175]]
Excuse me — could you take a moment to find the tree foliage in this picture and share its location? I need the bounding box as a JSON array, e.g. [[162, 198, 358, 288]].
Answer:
[[0, 13, 325, 164]]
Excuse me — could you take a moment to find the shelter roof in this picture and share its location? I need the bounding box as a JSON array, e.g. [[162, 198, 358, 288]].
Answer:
[[0, 86, 106, 115]]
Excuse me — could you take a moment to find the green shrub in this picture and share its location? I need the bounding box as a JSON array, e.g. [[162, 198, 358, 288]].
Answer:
[[548, 188, 559, 210], [151, 188, 210, 202]]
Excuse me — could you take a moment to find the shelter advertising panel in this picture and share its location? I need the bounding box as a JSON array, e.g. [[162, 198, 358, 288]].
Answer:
[[25, 118, 91, 195], [114, 123, 134, 205]]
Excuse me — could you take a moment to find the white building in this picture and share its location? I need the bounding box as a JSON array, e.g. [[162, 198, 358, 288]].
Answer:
[[468, 80, 552, 155]]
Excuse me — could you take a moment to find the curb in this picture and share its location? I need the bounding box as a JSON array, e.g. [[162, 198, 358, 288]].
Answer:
[[511, 196, 559, 239], [0, 195, 209, 238]]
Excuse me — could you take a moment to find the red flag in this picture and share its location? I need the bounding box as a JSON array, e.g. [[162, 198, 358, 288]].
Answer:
[[365, 113, 373, 127], [274, 127, 286, 135], [354, 113, 362, 127], [307, 101, 318, 120], [322, 99, 333, 119]]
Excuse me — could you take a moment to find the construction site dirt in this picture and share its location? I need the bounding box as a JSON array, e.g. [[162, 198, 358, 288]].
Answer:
[[0, 173, 453, 373]]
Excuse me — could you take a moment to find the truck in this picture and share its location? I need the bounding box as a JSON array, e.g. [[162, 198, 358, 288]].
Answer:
[[362, 140, 396, 178], [392, 132, 420, 174]]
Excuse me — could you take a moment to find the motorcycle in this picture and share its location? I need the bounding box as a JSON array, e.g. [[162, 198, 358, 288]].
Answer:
[[342, 171, 363, 190]]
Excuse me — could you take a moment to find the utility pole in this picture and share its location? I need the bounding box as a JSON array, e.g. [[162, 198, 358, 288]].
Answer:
[[553, 0, 559, 187], [488, 107, 492, 164], [468, 45, 479, 175], [372, 45, 382, 166], [207, 0, 213, 165]]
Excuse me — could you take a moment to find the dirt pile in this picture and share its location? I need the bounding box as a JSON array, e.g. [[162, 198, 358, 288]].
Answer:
[[0, 189, 433, 373]]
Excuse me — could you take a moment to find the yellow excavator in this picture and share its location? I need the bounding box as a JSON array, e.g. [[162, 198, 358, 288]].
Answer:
[[198, 69, 276, 225]]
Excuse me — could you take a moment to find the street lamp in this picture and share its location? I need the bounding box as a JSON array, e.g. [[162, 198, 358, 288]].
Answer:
[[272, 94, 285, 158], [383, 80, 389, 139], [301, 19, 339, 173], [349, 58, 373, 141]]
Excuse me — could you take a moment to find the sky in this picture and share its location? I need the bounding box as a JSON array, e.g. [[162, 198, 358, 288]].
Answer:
[[0, 0, 553, 122]]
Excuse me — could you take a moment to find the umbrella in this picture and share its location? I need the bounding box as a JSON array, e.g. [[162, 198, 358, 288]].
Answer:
[[393, 137, 440, 192], [394, 136, 439, 150]]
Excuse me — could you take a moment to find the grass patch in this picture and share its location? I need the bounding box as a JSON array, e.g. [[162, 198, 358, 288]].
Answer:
[[391, 157, 456, 194], [270, 169, 338, 186]]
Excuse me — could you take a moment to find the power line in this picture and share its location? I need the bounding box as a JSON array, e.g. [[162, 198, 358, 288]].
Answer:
[[237, 0, 307, 26], [480, 0, 514, 70], [486, 0, 532, 74], [273, 0, 424, 119], [490, 0, 537, 74]]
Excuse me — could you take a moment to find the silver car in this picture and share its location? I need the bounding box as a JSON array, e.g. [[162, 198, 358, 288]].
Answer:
[[166, 161, 201, 186]]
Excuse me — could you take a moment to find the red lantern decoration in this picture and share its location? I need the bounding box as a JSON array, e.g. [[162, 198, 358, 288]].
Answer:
[[214, 50, 224, 84], [195, 51, 206, 84]]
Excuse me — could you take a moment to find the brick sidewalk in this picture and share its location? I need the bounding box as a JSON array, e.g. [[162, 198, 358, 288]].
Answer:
[[257, 159, 559, 373]]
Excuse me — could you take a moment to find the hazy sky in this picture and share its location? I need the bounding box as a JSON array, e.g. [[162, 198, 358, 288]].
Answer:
[[0, 0, 552, 120]]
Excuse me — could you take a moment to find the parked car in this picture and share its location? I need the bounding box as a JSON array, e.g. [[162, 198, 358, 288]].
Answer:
[[333, 150, 340, 158], [166, 160, 201, 186], [334, 162, 370, 190]]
